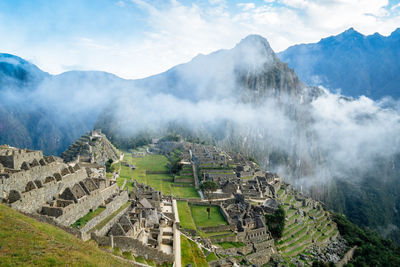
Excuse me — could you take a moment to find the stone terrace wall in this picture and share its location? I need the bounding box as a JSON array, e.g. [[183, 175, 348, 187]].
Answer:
[[93, 235, 174, 264], [80, 191, 129, 240], [55, 183, 119, 226], [199, 225, 234, 233], [92, 202, 130, 237]]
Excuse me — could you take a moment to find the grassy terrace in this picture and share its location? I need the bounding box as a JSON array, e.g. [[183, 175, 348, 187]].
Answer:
[[177, 201, 196, 230], [119, 153, 199, 199], [181, 235, 208, 267], [218, 242, 245, 249], [71, 206, 106, 229], [0, 204, 129, 266], [190, 205, 228, 228], [276, 190, 338, 261], [89, 202, 130, 233]]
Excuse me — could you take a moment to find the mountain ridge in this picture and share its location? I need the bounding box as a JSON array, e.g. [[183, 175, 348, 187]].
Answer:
[[278, 27, 400, 99]]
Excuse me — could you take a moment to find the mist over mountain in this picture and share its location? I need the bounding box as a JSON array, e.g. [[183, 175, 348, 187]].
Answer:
[[0, 56, 130, 155], [278, 28, 400, 100], [2, 34, 400, 242]]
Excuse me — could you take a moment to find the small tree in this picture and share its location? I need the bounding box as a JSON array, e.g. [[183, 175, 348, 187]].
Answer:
[[105, 159, 113, 173], [265, 205, 285, 239], [200, 181, 218, 219]]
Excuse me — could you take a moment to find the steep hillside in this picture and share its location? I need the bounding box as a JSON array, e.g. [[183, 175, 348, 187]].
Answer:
[[0, 203, 131, 266], [278, 28, 400, 99]]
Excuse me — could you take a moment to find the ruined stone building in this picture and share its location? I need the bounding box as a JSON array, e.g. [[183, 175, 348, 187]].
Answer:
[[0, 145, 127, 228]]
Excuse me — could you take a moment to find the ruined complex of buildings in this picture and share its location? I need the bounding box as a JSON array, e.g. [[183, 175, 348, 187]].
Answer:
[[93, 181, 179, 264], [0, 145, 127, 229], [0, 144, 177, 265], [1, 137, 343, 266], [152, 140, 342, 266]]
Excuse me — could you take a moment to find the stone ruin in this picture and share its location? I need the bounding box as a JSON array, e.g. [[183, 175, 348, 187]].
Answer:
[[0, 145, 127, 228], [61, 130, 120, 165], [92, 181, 179, 265], [0, 144, 180, 265]]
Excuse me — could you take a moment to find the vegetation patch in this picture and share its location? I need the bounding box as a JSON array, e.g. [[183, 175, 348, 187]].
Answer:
[[218, 242, 245, 249], [71, 206, 106, 229], [0, 204, 128, 266], [190, 205, 227, 228], [90, 202, 130, 232], [177, 201, 196, 230], [119, 153, 200, 199], [265, 205, 285, 239], [333, 213, 400, 266], [181, 235, 208, 267], [206, 251, 218, 262]]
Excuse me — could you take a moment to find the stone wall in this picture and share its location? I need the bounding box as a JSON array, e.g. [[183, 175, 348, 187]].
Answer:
[[0, 162, 63, 194], [0, 149, 43, 169], [199, 225, 234, 233], [92, 202, 130, 236], [80, 191, 129, 240], [10, 168, 88, 213], [220, 205, 235, 225], [54, 183, 119, 226], [210, 235, 237, 243], [237, 227, 270, 243], [92, 235, 174, 264]]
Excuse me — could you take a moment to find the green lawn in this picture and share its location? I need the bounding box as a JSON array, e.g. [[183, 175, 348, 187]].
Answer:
[[190, 205, 228, 228], [181, 235, 208, 267], [0, 204, 129, 266], [118, 153, 199, 199], [177, 201, 196, 230], [218, 242, 245, 249], [71, 206, 106, 229]]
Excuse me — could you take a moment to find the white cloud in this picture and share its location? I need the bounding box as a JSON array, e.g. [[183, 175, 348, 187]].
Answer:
[[392, 3, 400, 10], [115, 1, 125, 7], [237, 3, 256, 11]]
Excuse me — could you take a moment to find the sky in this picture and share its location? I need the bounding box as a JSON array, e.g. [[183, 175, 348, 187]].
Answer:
[[0, 0, 399, 79]]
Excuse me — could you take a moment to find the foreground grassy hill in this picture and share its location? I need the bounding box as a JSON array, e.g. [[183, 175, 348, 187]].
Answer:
[[0, 204, 131, 267]]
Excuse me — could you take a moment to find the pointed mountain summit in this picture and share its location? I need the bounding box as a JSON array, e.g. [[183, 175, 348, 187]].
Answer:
[[135, 34, 316, 102]]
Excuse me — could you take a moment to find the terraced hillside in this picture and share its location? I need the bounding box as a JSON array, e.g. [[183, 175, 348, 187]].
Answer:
[[276, 187, 339, 263], [61, 130, 120, 165], [0, 203, 131, 266]]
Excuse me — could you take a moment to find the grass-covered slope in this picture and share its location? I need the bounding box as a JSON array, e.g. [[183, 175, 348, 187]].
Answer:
[[0, 204, 130, 267]]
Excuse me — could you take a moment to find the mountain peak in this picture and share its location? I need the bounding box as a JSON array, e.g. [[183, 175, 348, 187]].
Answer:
[[340, 27, 364, 38], [236, 34, 274, 53]]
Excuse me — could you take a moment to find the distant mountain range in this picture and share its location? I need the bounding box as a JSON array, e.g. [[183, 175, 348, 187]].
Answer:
[[278, 28, 400, 100]]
